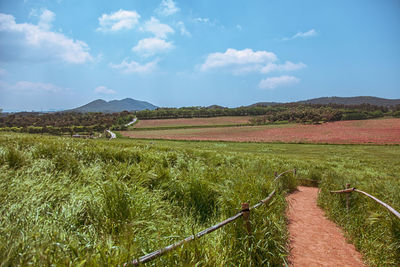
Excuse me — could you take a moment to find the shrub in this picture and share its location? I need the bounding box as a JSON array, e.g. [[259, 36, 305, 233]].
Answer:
[[5, 147, 25, 169], [342, 112, 368, 120]]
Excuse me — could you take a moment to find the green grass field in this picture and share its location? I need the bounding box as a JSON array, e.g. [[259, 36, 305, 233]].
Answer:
[[0, 133, 399, 266]]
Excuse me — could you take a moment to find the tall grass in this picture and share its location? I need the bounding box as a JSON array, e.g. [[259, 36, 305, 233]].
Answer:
[[318, 171, 400, 266], [0, 133, 295, 266], [1, 133, 399, 266]]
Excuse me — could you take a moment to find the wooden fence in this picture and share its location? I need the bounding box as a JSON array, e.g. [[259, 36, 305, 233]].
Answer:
[[124, 169, 296, 266], [330, 185, 400, 220]]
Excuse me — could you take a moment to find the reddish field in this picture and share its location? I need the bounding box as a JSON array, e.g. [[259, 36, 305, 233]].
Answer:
[[121, 118, 400, 144], [133, 116, 252, 128]]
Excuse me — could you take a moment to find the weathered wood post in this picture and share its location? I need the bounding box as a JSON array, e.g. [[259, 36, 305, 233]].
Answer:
[[346, 183, 351, 210], [241, 203, 252, 235]]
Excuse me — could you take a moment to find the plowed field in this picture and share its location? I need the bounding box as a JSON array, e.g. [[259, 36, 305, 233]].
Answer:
[[133, 116, 252, 128], [121, 118, 400, 144]]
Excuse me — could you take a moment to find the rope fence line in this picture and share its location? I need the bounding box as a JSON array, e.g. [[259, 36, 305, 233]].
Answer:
[[330, 186, 400, 220], [273, 169, 295, 181], [124, 170, 294, 266]]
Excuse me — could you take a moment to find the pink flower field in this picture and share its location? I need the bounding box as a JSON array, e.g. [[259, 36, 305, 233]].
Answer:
[[121, 118, 400, 144]]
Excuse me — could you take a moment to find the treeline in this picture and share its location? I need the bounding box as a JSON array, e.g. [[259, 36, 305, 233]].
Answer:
[[0, 111, 134, 127], [1, 103, 399, 135], [133, 106, 279, 119], [0, 111, 135, 135], [133, 103, 400, 121], [249, 104, 400, 125]]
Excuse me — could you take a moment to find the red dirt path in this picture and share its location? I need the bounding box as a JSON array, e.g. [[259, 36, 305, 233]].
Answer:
[[121, 118, 400, 144], [287, 186, 365, 267]]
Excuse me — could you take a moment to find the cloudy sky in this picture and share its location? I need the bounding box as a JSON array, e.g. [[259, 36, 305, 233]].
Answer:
[[0, 0, 399, 111]]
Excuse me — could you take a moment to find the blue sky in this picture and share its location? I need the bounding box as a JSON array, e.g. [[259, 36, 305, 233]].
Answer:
[[0, 0, 399, 111]]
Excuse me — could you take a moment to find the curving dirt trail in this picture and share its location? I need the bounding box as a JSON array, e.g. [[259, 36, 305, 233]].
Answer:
[[287, 186, 366, 267]]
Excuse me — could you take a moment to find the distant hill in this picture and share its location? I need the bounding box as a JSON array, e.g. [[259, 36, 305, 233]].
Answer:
[[248, 102, 281, 107], [247, 96, 400, 107], [70, 98, 158, 113], [297, 96, 400, 106], [206, 105, 227, 109]]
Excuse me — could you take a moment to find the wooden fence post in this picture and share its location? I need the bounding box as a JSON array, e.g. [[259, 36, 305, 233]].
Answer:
[[241, 203, 252, 235], [346, 183, 351, 210], [293, 168, 297, 176]]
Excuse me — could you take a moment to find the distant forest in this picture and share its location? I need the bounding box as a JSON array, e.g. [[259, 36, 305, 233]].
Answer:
[[1, 103, 399, 135]]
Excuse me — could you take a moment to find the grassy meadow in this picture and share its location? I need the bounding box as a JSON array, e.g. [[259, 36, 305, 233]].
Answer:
[[0, 132, 399, 266]]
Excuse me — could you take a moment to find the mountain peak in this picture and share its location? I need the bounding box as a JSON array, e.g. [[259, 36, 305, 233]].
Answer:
[[70, 98, 158, 113]]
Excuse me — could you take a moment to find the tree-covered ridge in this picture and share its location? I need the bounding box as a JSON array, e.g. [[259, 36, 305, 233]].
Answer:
[[1, 103, 399, 135], [134, 103, 400, 122]]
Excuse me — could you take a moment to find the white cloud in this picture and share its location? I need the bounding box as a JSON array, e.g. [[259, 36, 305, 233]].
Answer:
[[38, 9, 55, 30], [261, 61, 306, 73], [236, 24, 242, 31], [200, 48, 307, 76], [132, 37, 173, 57], [6, 81, 63, 93], [258, 75, 299, 90], [177, 21, 190, 36], [0, 12, 92, 64], [94, 86, 116, 94], [293, 29, 317, 38], [141, 17, 174, 39], [110, 59, 158, 74], [284, 29, 317, 40], [201, 48, 277, 71], [97, 10, 140, 32], [30, 8, 55, 30], [156, 0, 180, 16], [0, 80, 76, 111], [195, 17, 210, 24], [0, 68, 6, 76]]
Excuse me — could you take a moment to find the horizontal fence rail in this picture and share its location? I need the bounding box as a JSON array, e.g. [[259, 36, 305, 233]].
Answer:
[[330, 187, 400, 220], [274, 169, 296, 181], [124, 170, 294, 266]]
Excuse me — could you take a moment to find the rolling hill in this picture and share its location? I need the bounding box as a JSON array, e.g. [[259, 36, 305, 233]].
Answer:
[[249, 96, 400, 107], [297, 96, 400, 106], [70, 98, 158, 113]]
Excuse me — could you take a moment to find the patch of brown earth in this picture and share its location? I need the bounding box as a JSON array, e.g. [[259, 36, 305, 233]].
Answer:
[[121, 118, 400, 144], [286, 186, 366, 267]]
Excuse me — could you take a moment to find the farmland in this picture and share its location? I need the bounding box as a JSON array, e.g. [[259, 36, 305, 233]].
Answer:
[[1, 132, 399, 266], [133, 116, 252, 129], [122, 118, 400, 144]]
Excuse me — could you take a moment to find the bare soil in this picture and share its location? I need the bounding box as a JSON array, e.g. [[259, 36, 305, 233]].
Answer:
[[134, 116, 252, 128], [286, 186, 366, 267]]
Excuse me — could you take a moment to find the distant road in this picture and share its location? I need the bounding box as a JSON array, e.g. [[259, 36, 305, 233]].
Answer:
[[125, 118, 137, 126], [106, 129, 116, 139], [105, 118, 136, 139]]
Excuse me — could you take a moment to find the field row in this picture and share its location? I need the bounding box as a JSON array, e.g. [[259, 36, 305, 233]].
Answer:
[[123, 118, 400, 144], [133, 116, 252, 128]]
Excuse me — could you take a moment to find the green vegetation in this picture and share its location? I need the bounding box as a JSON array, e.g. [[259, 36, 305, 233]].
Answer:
[[249, 104, 395, 124], [1, 103, 400, 136], [0, 133, 399, 266], [134, 103, 399, 123], [0, 133, 296, 266], [318, 170, 400, 265], [0, 111, 135, 135]]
